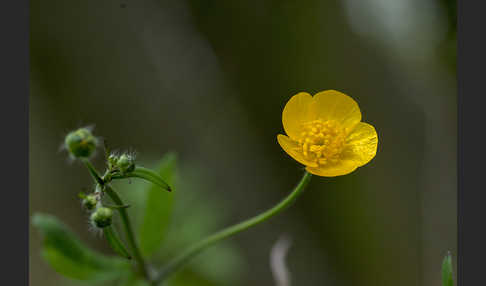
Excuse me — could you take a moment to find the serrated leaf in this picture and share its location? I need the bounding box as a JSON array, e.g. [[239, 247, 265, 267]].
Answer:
[[138, 152, 177, 256], [442, 251, 454, 286], [32, 213, 131, 282]]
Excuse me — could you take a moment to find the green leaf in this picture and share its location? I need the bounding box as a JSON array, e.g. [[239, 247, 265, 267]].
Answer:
[[158, 167, 246, 285], [138, 152, 177, 256], [442, 251, 454, 286], [104, 226, 132, 260], [32, 213, 131, 282], [119, 272, 151, 286], [190, 241, 246, 284], [113, 166, 172, 192]]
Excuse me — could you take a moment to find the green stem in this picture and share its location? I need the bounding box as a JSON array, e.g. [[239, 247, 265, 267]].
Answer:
[[82, 159, 104, 185], [104, 186, 151, 281], [155, 171, 312, 283], [81, 160, 152, 282], [104, 226, 132, 259]]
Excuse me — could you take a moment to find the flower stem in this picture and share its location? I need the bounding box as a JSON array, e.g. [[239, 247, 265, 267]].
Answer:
[[155, 171, 312, 283], [104, 185, 151, 281], [103, 226, 132, 259], [82, 160, 152, 282], [82, 159, 104, 185]]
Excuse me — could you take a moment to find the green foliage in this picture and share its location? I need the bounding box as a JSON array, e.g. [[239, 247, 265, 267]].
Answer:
[[167, 270, 216, 286], [139, 152, 177, 257], [114, 156, 245, 285], [114, 166, 172, 192], [32, 213, 131, 283], [159, 167, 246, 285], [104, 226, 132, 259], [187, 241, 245, 285], [119, 272, 151, 286], [33, 151, 245, 286], [442, 252, 454, 286]]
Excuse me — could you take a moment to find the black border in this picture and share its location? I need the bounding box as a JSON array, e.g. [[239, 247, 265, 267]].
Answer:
[[458, 0, 486, 285], [1, 1, 29, 285], [457, 0, 462, 280], [457, 0, 461, 283]]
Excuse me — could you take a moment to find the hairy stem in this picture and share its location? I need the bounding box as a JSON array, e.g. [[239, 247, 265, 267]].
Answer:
[[104, 186, 151, 281], [82, 159, 104, 185], [82, 160, 152, 282], [155, 171, 312, 283]]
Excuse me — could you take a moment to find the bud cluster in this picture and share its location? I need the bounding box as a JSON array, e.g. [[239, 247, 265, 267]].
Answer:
[[64, 127, 136, 230], [107, 152, 136, 175], [80, 189, 112, 228]]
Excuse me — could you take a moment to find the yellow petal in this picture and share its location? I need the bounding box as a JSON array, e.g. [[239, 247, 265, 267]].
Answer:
[[305, 160, 358, 177], [313, 90, 361, 131], [282, 92, 314, 140], [277, 134, 318, 167], [341, 122, 378, 167]]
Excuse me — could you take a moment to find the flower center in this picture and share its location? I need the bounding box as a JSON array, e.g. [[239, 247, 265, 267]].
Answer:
[[296, 119, 347, 165]]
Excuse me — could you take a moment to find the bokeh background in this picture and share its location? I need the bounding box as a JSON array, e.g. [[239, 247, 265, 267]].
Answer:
[[29, 0, 457, 285]]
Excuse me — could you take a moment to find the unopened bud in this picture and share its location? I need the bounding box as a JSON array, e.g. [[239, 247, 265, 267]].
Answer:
[[82, 194, 98, 210], [91, 207, 113, 228], [65, 128, 98, 158], [108, 154, 118, 169], [117, 154, 135, 174]]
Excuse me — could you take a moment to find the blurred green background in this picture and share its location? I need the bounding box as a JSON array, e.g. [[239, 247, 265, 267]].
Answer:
[[29, 0, 457, 285]]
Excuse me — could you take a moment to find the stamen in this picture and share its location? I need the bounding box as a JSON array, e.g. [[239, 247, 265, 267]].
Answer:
[[297, 119, 346, 166]]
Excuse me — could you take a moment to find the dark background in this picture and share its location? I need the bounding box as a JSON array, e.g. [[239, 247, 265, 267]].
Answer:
[[29, 0, 457, 285]]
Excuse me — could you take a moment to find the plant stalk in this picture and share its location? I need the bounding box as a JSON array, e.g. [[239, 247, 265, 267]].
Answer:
[[155, 171, 312, 283], [104, 185, 151, 281], [82, 160, 152, 282]]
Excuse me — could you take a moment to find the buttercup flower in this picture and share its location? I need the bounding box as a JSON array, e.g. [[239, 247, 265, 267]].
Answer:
[[277, 90, 378, 177]]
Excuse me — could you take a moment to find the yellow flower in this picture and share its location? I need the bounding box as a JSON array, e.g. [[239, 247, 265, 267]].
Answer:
[[277, 90, 378, 177]]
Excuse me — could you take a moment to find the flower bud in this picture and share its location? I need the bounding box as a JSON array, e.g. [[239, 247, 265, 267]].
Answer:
[[108, 154, 118, 169], [65, 128, 98, 158], [82, 194, 98, 210], [117, 153, 135, 173], [90, 207, 113, 228]]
